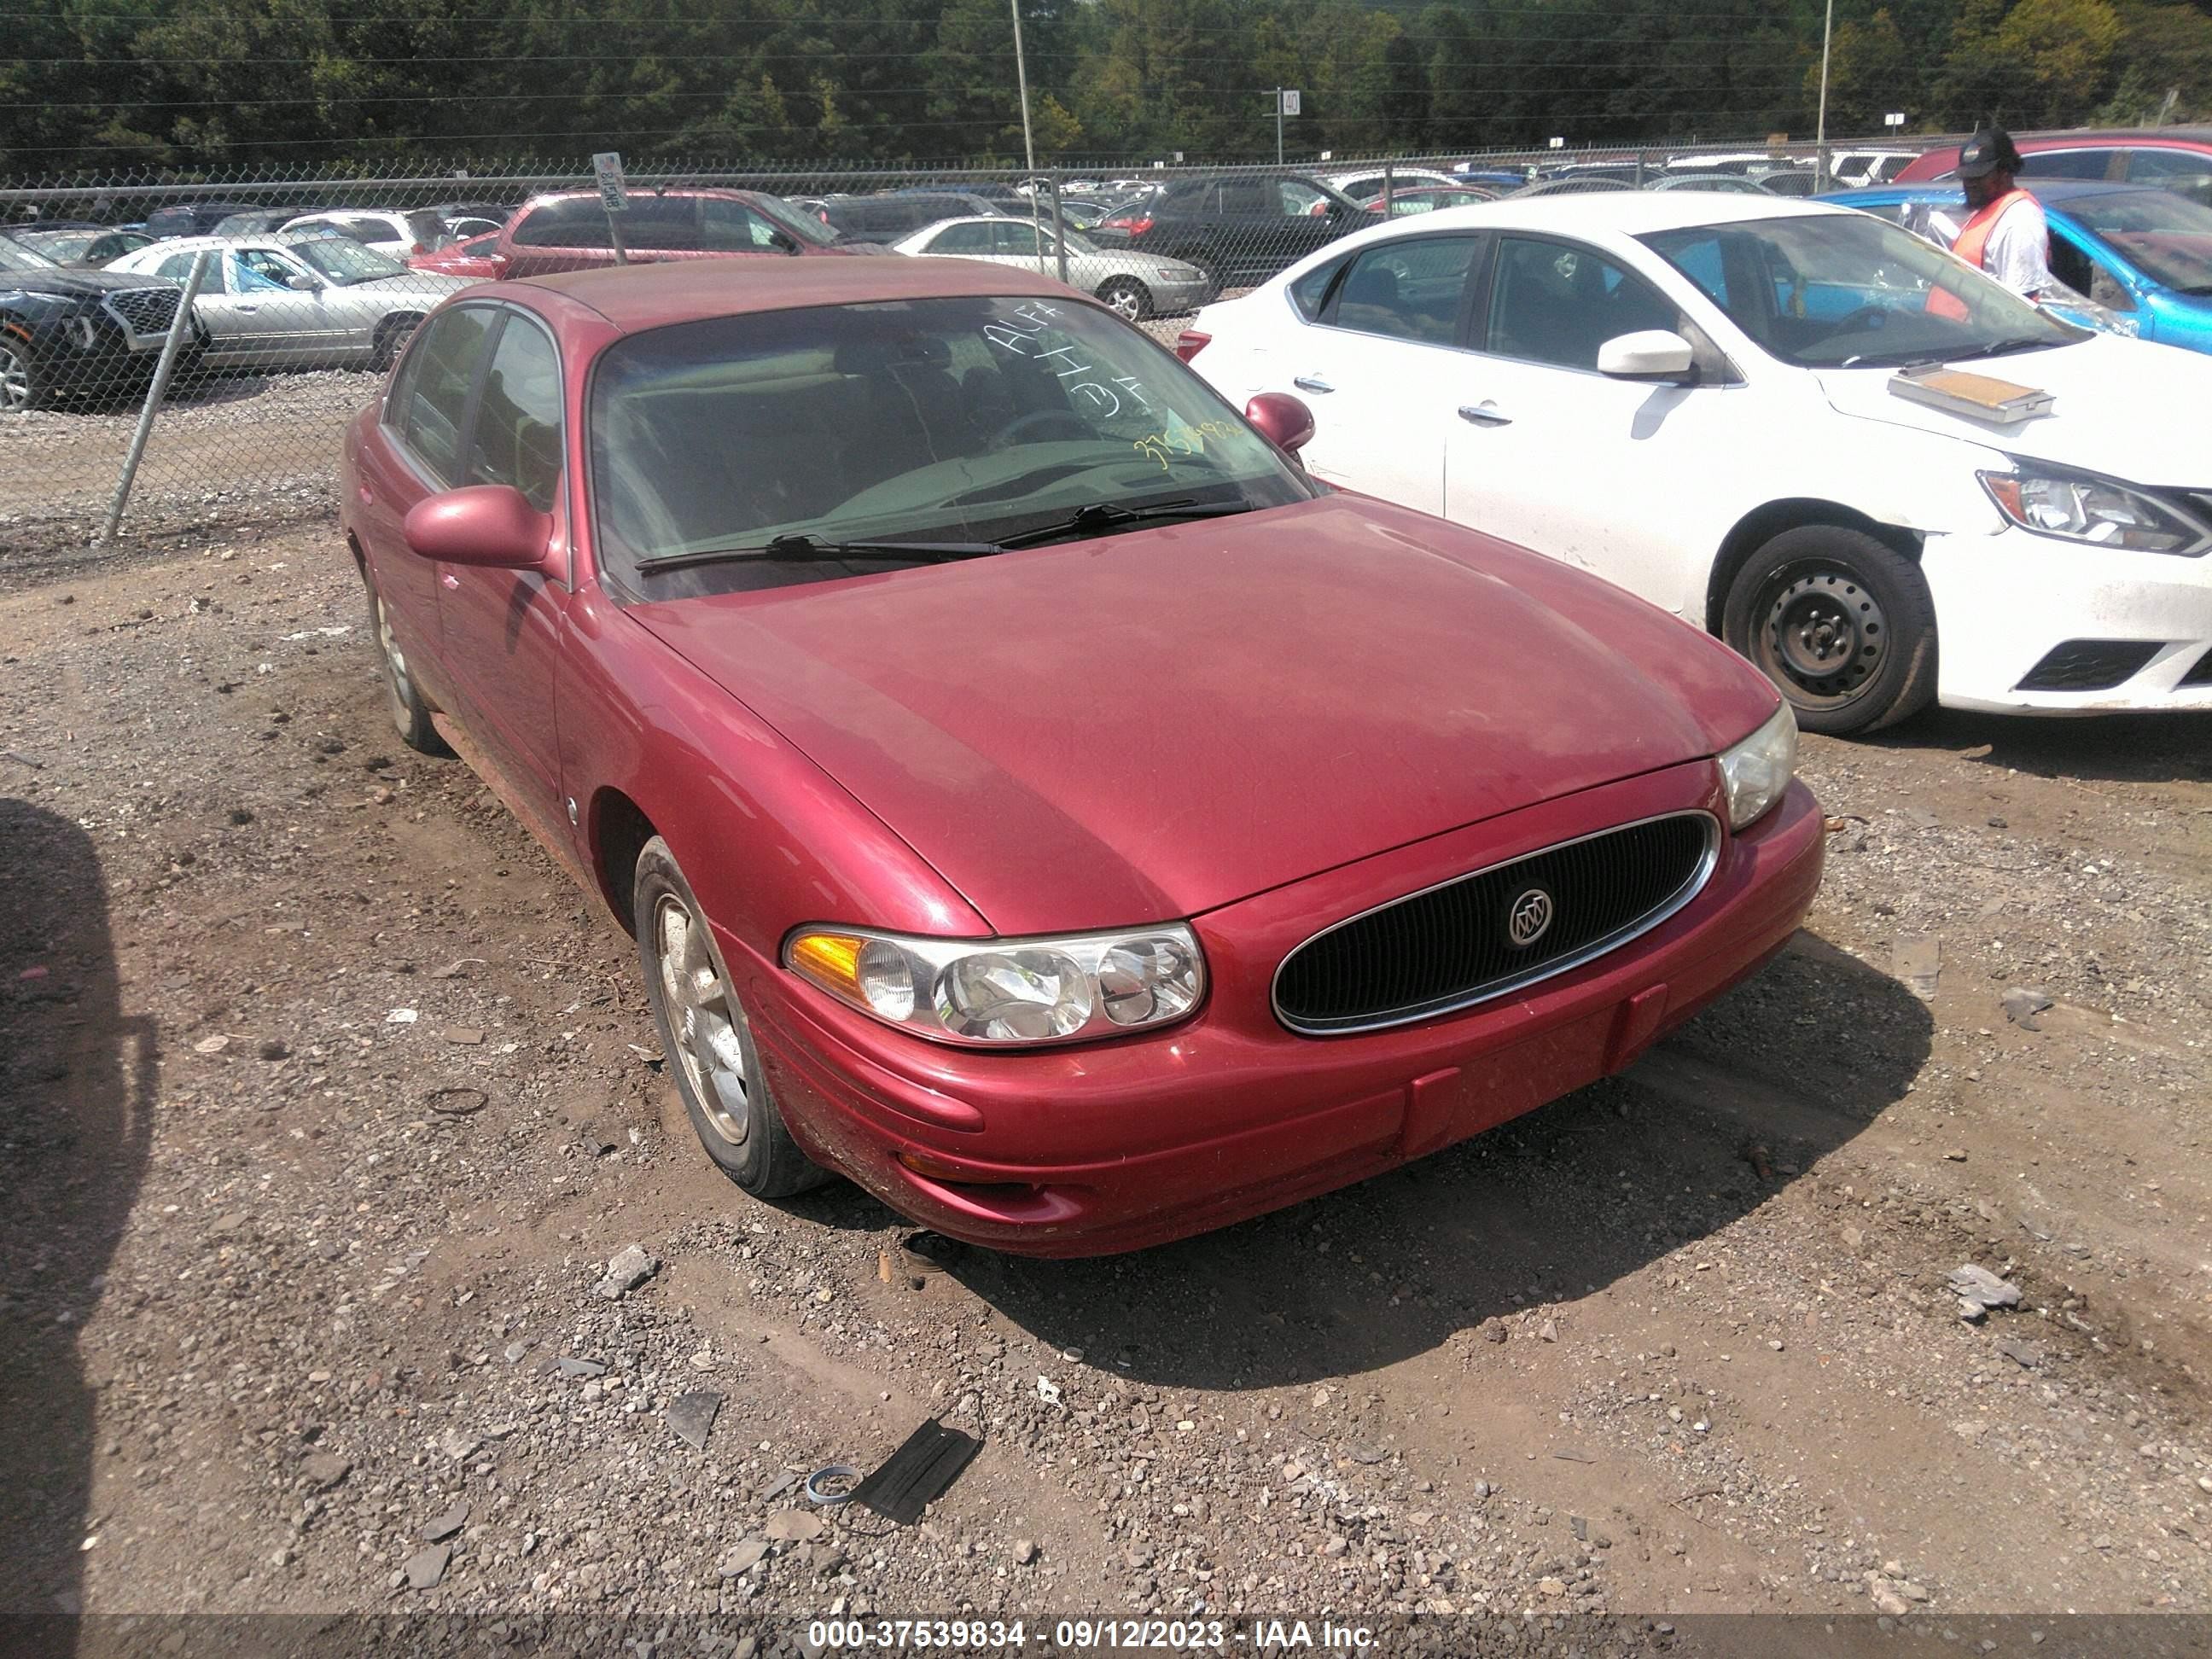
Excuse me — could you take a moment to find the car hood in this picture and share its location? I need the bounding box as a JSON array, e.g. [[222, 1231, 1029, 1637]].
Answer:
[[0, 265, 175, 298], [627, 495, 1774, 934], [1814, 334, 2212, 483]]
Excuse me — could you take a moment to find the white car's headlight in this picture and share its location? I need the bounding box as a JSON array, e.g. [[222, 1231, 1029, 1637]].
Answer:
[[1980, 465, 2210, 556], [1718, 701, 1797, 830], [785, 923, 1205, 1047]]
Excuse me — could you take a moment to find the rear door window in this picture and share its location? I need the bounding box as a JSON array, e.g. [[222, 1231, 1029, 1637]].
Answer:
[[1327, 236, 1481, 345], [2019, 149, 2121, 181], [2122, 148, 2212, 207], [397, 306, 497, 485], [511, 199, 609, 249]]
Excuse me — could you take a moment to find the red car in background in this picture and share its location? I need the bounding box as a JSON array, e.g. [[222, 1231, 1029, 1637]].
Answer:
[[341, 256, 1821, 1255], [1364, 184, 1504, 217], [404, 187, 855, 281], [1896, 127, 2212, 204]]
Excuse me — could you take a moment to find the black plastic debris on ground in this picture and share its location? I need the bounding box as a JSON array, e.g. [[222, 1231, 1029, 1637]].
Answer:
[[852, 1417, 982, 1525]]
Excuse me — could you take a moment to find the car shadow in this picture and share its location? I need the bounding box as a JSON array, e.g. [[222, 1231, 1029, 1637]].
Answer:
[[1877, 705, 2212, 786], [931, 928, 1929, 1390], [0, 800, 155, 1633]]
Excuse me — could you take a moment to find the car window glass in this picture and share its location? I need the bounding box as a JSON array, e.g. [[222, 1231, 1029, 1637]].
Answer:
[[2122, 148, 2212, 207], [1278, 179, 1330, 218], [932, 221, 997, 254], [2062, 187, 2212, 290], [1330, 236, 1479, 345], [1216, 180, 1268, 214], [699, 197, 780, 250], [2019, 150, 2116, 181], [1486, 236, 1677, 369], [157, 250, 226, 293], [512, 199, 610, 250], [467, 318, 563, 513], [994, 222, 1044, 256], [335, 216, 387, 241], [1288, 256, 1345, 318], [234, 248, 301, 291], [399, 307, 496, 486]]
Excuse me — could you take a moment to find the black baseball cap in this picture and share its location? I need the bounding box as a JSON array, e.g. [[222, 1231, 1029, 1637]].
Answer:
[[1957, 127, 2023, 179]]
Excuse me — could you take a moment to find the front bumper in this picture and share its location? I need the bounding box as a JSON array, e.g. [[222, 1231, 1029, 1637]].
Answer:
[[734, 763, 1825, 1256], [1924, 526, 2212, 712]]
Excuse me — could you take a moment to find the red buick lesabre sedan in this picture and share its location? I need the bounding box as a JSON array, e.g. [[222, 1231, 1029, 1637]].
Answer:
[[340, 257, 1822, 1255]]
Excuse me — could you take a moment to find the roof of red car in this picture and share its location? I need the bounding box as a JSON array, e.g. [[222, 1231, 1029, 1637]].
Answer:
[[515, 253, 1084, 331]]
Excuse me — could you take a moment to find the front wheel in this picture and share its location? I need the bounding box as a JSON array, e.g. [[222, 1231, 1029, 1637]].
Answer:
[[1721, 524, 1937, 736], [0, 335, 46, 412], [634, 836, 830, 1199], [1096, 276, 1152, 322]]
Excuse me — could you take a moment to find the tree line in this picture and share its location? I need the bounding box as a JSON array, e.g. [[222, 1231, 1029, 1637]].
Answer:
[[5, 0, 2211, 173]]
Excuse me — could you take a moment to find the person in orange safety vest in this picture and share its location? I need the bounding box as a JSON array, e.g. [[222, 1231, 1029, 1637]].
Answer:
[[1952, 127, 2055, 300]]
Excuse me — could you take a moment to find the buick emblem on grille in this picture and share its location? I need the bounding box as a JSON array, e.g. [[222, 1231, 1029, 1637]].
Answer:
[[1505, 887, 1555, 949]]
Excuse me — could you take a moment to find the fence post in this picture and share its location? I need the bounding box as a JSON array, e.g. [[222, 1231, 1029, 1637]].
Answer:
[[1051, 165, 1068, 286], [99, 248, 212, 546], [1635, 148, 1647, 187], [1383, 160, 1394, 214]]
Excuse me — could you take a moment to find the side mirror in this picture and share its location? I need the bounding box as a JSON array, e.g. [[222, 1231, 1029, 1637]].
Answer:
[[1245, 391, 1315, 455], [403, 485, 552, 569], [1597, 329, 1696, 381], [287, 272, 320, 291]]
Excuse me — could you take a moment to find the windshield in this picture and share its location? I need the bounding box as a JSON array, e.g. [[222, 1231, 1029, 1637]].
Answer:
[[2064, 189, 2212, 294], [590, 294, 1312, 597], [751, 194, 840, 247], [1640, 212, 2081, 368], [287, 236, 406, 284], [0, 235, 59, 271]]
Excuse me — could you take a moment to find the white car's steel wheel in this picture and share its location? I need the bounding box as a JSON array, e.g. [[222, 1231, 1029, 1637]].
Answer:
[[633, 835, 829, 1199]]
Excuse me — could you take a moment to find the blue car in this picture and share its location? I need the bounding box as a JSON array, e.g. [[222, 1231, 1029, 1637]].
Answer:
[[1819, 180, 2212, 354]]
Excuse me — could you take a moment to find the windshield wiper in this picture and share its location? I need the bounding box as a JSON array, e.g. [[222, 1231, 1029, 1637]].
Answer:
[[1964, 334, 2070, 358], [994, 498, 1252, 550], [633, 533, 1004, 574]]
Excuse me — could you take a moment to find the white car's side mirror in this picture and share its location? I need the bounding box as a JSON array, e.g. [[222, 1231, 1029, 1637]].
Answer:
[[1597, 329, 1695, 381]]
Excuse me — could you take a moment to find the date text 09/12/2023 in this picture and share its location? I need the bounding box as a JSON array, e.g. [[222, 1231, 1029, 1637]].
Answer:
[[806, 1618, 1379, 1650]]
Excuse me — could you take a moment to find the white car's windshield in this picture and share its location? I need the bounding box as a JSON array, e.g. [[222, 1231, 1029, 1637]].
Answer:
[[591, 294, 1311, 597], [285, 236, 407, 285], [1641, 212, 2081, 369], [0, 235, 58, 271]]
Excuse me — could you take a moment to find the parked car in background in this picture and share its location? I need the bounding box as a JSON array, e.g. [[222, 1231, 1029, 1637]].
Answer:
[[818, 192, 1006, 242], [341, 255, 1819, 1254], [1185, 194, 2212, 730], [9, 225, 156, 265], [1749, 165, 1819, 197], [1366, 185, 1501, 217], [0, 233, 201, 410], [282, 209, 454, 261], [1049, 199, 1113, 230], [1823, 180, 2212, 353], [408, 232, 507, 280], [441, 215, 504, 241], [890, 215, 1210, 319], [1092, 172, 1362, 297], [1645, 172, 1777, 195], [1897, 127, 2212, 206], [1827, 148, 1921, 187], [1512, 177, 1636, 197], [107, 233, 472, 370], [212, 207, 345, 237], [446, 189, 853, 280], [1320, 166, 1460, 207], [144, 201, 267, 239]]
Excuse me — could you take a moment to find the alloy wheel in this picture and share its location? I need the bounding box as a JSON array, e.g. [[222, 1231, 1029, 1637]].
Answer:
[[0, 343, 32, 413], [373, 591, 417, 740], [654, 893, 754, 1147]]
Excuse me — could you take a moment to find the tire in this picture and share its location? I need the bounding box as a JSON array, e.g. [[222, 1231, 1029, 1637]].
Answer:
[[370, 312, 423, 373], [1720, 524, 1938, 736], [634, 835, 830, 1200], [1179, 253, 1224, 303], [1097, 276, 1152, 322], [0, 334, 47, 413], [363, 563, 449, 755]]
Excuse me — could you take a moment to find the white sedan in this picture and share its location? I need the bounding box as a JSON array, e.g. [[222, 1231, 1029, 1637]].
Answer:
[[1184, 193, 2212, 731], [891, 216, 1211, 321]]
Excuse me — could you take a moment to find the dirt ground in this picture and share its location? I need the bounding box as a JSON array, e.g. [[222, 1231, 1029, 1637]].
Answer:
[[3, 521, 2209, 1650]]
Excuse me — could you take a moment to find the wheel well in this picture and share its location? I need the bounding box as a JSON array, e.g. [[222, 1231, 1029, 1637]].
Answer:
[[590, 789, 658, 935], [344, 528, 367, 575], [1706, 500, 1922, 635]]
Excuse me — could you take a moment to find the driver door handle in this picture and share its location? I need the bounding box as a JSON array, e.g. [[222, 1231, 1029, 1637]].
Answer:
[[1458, 402, 1511, 427], [1292, 375, 1335, 394]]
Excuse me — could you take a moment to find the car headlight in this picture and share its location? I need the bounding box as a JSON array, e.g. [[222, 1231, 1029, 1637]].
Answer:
[[784, 923, 1206, 1047], [1717, 701, 1797, 831], [1979, 464, 2210, 556]]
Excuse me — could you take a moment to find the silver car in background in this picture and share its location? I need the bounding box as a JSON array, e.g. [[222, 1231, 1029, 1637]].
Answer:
[[103, 233, 474, 370], [890, 215, 1211, 320]]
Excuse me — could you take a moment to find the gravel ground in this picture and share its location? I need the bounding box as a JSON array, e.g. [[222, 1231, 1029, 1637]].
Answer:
[[3, 524, 2209, 1653]]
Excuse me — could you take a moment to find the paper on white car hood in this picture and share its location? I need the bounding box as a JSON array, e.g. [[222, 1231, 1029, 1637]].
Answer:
[[1815, 335, 2212, 485]]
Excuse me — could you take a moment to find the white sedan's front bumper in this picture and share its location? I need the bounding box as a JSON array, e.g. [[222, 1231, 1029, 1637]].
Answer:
[[1923, 527, 2212, 713]]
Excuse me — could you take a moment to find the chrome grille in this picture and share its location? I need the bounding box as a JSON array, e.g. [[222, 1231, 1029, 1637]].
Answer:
[[102, 288, 183, 347], [1272, 812, 1719, 1035]]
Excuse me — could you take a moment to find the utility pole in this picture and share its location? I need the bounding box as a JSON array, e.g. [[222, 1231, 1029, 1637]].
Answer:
[[1275, 88, 1284, 164], [1010, 0, 1036, 171], [1814, 0, 1834, 187]]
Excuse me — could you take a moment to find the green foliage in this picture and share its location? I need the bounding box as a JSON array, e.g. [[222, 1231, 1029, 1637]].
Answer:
[[8, 0, 2212, 170]]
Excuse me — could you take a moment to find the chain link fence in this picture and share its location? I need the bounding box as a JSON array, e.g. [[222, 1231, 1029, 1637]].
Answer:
[[0, 137, 1939, 555]]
